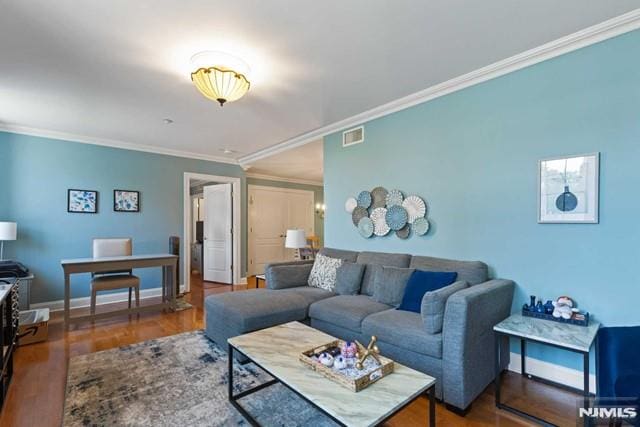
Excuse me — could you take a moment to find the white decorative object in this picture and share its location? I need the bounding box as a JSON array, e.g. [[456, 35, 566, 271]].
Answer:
[[402, 196, 426, 224], [285, 229, 307, 260], [344, 197, 358, 214], [308, 253, 343, 291], [370, 207, 390, 236], [0, 222, 17, 261], [538, 153, 599, 223]]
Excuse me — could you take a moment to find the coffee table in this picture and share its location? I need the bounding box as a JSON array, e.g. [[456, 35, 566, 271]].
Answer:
[[228, 321, 436, 427]]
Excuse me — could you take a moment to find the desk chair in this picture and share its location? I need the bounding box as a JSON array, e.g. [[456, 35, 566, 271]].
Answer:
[[91, 238, 140, 315]]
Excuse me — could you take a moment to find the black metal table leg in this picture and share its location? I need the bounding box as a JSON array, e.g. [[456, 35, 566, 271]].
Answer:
[[521, 339, 527, 376], [228, 344, 233, 403], [495, 331, 501, 406], [429, 385, 436, 426]]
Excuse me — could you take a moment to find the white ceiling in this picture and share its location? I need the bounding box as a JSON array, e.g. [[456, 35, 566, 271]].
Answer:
[[1, 1, 638, 166], [248, 139, 323, 185]]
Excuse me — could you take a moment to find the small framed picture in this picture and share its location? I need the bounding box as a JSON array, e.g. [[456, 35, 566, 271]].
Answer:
[[114, 190, 140, 212], [67, 189, 98, 213], [538, 153, 599, 223]]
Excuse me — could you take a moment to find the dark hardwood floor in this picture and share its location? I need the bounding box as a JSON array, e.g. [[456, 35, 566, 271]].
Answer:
[[0, 275, 580, 426]]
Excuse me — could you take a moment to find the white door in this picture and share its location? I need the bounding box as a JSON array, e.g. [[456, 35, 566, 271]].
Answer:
[[203, 184, 233, 283], [248, 186, 315, 275]]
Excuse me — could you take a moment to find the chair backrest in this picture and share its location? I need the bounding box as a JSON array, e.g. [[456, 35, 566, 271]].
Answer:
[[597, 326, 640, 399], [93, 238, 132, 258], [92, 238, 133, 276]]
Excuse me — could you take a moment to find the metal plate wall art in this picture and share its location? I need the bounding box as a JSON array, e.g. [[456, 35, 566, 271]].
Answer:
[[413, 217, 430, 236], [386, 189, 403, 207], [402, 196, 426, 224], [345, 197, 358, 214], [385, 205, 408, 231], [346, 187, 430, 239], [370, 187, 389, 209], [357, 191, 372, 208], [357, 217, 374, 238], [370, 207, 390, 236], [351, 207, 369, 226]]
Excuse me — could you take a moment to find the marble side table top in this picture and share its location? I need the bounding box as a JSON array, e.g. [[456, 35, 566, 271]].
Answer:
[[494, 313, 600, 352], [229, 321, 436, 427]]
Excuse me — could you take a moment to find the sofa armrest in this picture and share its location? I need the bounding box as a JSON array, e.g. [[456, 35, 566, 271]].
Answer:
[[264, 261, 314, 290], [441, 279, 514, 410]]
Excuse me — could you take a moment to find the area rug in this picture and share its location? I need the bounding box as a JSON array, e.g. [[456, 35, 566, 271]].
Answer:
[[64, 330, 337, 426]]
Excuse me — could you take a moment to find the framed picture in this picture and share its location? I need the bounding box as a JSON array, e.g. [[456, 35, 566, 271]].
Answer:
[[538, 153, 599, 223], [114, 190, 140, 212], [67, 189, 98, 213]]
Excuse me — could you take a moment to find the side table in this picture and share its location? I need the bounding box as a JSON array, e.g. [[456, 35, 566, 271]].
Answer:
[[494, 313, 599, 426], [255, 274, 266, 289]]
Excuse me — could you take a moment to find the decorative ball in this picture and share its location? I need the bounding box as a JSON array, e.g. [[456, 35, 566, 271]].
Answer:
[[318, 353, 334, 367], [333, 355, 348, 370], [341, 341, 358, 358]]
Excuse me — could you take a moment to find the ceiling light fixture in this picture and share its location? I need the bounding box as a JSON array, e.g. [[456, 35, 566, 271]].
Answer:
[[190, 51, 251, 107], [162, 118, 174, 124]]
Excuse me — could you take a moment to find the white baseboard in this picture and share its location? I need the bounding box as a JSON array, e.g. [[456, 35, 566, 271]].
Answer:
[[31, 284, 186, 312], [507, 351, 596, 392]]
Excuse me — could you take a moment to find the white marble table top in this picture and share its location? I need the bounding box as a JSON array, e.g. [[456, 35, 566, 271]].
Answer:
[[494, 313, 600, 352], [228, 321, 436, 427]]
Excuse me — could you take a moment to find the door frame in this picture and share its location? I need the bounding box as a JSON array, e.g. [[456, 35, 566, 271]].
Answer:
[[183, 172, 241, 291], [247, 184, 315, 276]]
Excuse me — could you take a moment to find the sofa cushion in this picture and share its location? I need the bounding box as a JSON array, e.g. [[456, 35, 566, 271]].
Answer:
[[265, 263, 313, 290], [356, 251, 411, 296], [319, 247, 359, 263], [277, 286, 335, 309], [204, 290, 307, 333], [362, 309, 443, 359], [398, 270, 457, 313], [409, 256, 488, 285], [308, 253, 343, 291], [309, 295, 391, 332], [421, 280, 469, 334], [335, 263, 365, 295], [372, 266, 414, 307]]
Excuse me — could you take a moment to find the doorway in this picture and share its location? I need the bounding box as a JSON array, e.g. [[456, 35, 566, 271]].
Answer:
[[183, 173, 241, 292]]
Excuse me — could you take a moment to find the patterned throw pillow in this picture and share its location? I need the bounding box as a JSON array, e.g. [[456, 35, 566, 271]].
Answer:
[[308, 253, 343, 291]]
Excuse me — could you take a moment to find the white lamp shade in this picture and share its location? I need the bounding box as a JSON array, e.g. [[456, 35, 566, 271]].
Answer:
[[285, 229, 306, 249], [0, 222, 17, 241]]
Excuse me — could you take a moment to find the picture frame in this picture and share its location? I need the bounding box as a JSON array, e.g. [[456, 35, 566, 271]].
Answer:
[[67, 189, 98, 214], [114, 189, 140, 212], [538, 153, 599, 223]]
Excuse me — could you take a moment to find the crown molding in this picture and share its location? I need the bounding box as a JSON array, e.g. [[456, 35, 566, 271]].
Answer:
[[0, 124, 240, 165], [238, 9, 640, 166], [246, 172, 323, 187]]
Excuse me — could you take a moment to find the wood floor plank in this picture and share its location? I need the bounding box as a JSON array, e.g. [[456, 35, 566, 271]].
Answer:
[[0, 274, 579, 426]]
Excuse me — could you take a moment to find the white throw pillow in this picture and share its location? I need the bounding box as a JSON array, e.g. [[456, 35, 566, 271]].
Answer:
[[308, 253, 343, 291]]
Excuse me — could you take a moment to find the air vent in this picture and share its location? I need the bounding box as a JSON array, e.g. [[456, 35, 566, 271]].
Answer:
[[342, 126, 364, 147]]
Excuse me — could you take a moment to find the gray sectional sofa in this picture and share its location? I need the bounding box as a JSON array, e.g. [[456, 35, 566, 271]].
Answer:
[[204, 247, 514, 412]]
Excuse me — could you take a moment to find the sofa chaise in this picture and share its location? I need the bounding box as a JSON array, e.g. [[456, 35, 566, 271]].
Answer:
[[204, 247, 514, 413]]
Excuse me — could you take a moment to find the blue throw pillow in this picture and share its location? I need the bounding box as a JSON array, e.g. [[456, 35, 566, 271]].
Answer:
[[397, 270, 458, 313]]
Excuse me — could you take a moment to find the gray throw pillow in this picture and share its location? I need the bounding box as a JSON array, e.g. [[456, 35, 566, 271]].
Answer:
[[421, 280, 469, 334], [335, 263, 365, 295], [372, 266, 415, 307]]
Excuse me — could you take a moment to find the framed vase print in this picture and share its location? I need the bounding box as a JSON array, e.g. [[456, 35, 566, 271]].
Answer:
[[114, 190, 140, 212], [67, 189, 98, 213], [538, 153, 599, 223]]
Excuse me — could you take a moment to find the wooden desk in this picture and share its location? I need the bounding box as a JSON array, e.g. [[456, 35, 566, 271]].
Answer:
[[61, 254, 178, 328]]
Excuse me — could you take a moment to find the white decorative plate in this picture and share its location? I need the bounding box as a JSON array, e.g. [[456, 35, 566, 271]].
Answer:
[[370, 207, 390, 236], [386, 189, 403, 207], [413, 217, 430, 236], [345, 197, 357, 214], [402, 196, 426, 224]]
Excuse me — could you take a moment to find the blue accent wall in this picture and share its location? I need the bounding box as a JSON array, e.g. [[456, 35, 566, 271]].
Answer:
[[0, 131, 245, 303], [323, 30, 640, 372]]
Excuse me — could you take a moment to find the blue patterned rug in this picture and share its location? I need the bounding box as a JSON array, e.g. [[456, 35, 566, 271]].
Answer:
[[63, 330, 337, 426]]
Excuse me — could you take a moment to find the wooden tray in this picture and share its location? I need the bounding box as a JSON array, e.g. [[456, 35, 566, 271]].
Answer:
[[299, 339, 394, 392]]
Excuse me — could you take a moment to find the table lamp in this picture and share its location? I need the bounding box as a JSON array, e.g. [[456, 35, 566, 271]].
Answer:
[[285, 229, 306, 260], [0, 222, 17, 261]]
